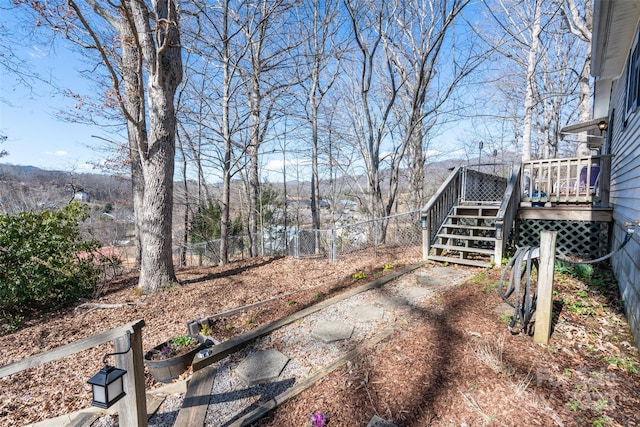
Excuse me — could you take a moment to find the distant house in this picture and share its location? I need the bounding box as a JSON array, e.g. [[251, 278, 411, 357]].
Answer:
[[73, 191, 91, 202], [591, 1, 640, 348]]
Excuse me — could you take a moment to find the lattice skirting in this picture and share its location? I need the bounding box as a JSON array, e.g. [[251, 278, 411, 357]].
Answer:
[[516, 219, 610, 259]]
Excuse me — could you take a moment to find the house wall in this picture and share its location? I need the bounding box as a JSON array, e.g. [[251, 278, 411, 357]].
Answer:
[[607, 63, 640, 349]]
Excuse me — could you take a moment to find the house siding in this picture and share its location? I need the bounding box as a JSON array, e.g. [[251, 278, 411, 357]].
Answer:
[[608, 65, 640, 349]]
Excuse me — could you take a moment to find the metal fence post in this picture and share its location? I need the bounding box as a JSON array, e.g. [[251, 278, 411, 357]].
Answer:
[[422, 215, 430, 261], [331, 227, 337, 264], [373, 219, 378, 258]]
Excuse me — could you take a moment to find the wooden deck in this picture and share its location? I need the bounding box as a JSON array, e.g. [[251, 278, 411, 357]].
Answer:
[[518, 206, 613, 222]]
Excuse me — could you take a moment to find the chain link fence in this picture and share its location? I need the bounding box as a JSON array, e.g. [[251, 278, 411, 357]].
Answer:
[[182, 210, 424, 266]]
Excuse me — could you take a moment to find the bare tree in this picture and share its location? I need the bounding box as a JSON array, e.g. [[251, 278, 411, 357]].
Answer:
[[343, 0, 474, 221], [383, 0, 479, 210], [234, 0, 300, 256], [558, 0, 592, 156], [16, 0, 182, 292], [298, 0, 343, 238]]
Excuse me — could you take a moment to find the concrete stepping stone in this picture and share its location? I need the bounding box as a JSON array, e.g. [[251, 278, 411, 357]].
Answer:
[[367, 415, 398, 427], [403, 286, 432, 301], [346, 304, 384, 322], [235, 349, 289, 386], [311, 320, 354, 343]]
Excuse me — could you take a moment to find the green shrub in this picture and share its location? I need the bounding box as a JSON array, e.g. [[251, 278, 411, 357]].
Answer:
[[0, 203, 114, 333]]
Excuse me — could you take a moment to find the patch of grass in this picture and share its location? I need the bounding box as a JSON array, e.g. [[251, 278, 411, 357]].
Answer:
[[352, 271, 366, 280], [500, 314, 512, 323], [284, 299, 297, 306], [594, 399, 608, 413], [200, 323, 213, 336], [563, 297, 597, 316], [567, 399, 582, 412], [555, 261, 593, 281], [604, 355, 638, 373], [383, 263, 394, 271], [312, 292, 325, 299], [469, 270, 499, 294]]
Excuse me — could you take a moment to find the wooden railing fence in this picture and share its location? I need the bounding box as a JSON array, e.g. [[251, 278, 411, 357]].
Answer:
[[521, 155, 611, 207], [0, 319, 147, 427], [494, 163, 522, 265], [421, 167, 463, 259]]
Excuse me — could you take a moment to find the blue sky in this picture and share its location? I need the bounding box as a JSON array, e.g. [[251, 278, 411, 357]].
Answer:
[[1, 5, 473, 179], [1, 16, 107, 172]]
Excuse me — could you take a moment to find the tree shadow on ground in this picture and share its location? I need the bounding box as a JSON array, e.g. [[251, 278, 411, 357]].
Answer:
[[179, 257, 281, 286]]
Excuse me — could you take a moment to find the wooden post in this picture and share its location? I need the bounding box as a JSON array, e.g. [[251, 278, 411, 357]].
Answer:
[[494, 220, 503, 266], [534, 231, 557, 345], [115, 322, 148, 427]]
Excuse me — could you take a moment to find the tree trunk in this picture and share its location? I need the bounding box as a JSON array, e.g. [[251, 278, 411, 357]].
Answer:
[[219, 0, 232, 266], [128, 0, 181, 293], [522, 0, 542, 162]]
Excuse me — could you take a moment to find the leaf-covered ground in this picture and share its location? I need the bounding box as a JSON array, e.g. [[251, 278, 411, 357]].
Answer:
[[1, 254, 639, 427]]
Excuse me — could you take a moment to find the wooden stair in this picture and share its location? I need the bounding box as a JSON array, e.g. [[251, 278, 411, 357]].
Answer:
[[428, 203, 498, 268]]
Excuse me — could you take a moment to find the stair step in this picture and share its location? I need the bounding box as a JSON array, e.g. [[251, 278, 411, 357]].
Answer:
[[449, 214, 497, 221], [432, 244, 495, 255], [428, 255, 491, 268], [441, 224, 495, 231], [436, 233, 496, 242], [454, 206, 500, 216]]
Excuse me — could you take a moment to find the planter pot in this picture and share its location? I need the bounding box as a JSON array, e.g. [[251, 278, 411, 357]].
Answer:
[[144, 336, 205, 383]]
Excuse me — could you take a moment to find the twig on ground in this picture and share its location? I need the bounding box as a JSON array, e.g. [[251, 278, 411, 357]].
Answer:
[[74, 302, 144, 315]]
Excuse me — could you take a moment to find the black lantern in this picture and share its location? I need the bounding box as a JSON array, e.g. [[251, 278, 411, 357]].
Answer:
[[87, 364, 127, 409], [88, 331, 131, 409], [421, 215, 428, 230], [598, 120, 608, 135]]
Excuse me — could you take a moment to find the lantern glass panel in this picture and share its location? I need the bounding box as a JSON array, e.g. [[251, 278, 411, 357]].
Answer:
[[92, 384, 106, 405], [107, 377, 123, 401]]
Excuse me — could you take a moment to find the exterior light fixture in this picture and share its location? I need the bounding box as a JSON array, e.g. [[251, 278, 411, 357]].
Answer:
[[87, 331, 131, 409], [598, 120, 608, 135], [87, 365, 127, 409], [421, 215, 428, 230]]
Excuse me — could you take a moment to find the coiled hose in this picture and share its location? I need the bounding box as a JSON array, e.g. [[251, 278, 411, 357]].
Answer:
[[498, 246, 539, 334], [498, 228, 635, 334]]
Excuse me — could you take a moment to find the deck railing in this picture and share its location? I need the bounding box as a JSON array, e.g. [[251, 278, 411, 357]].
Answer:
[[494, 163, 521, 265], [521, 155, 611, 207]]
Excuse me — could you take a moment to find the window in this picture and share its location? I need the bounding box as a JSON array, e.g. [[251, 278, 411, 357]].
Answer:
[[625, 27, 640, 119]]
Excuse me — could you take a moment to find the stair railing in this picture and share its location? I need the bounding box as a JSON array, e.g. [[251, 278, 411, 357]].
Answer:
[[494, 163, 522, 265], [421, 167, 463, 260]]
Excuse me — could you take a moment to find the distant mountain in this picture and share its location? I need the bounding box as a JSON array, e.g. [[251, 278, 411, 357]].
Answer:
[[0, 163, 132, 213]]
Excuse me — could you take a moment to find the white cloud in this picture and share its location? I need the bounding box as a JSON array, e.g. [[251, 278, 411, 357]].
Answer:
[[44, 150, 69, 157]]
